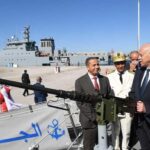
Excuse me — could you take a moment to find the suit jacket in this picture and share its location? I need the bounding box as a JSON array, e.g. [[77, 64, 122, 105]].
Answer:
[[130, 67, 150, 138], [21, 73, 30, 84], [107, 70, 134, 99], [130, 67, 150, 113], [75, 73, 111, 129]]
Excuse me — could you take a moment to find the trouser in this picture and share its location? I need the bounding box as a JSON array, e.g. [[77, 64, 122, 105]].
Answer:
[[83, 127, 98, 150], [136, 114, 150, 150], [112, 113, 132, 150], [23, 88, 29, 96]]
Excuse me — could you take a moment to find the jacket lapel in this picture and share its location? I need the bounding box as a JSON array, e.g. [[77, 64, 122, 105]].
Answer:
[[85, 74, 95, 93], [142, 75, 150, 96], [114, 71, 122, 86], [138, 68, 146, 98], [97, 74, 104, 94], [122, 71, 130, 86]]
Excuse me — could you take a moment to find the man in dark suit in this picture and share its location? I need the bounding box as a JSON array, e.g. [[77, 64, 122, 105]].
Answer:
[[130, 43, 150, 150], [33, 76, 48, 104], [21, 70, 30, 96], [75, 57, 111, 150]]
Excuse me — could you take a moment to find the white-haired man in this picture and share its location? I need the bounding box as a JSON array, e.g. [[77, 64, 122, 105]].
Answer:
[[130, 43, 150, 149]]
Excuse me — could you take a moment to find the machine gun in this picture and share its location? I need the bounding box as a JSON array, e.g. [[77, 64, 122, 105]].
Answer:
[[0, 78, 101, 103], [0, 78, 136, 123], [0, 78, 136, 150]]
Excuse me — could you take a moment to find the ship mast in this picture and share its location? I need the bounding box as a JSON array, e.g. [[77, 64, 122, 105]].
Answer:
[[23, 26, 30, 42]]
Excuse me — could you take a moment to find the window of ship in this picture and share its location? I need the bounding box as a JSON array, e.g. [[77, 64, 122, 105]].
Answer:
[[26, 42, 36, 51], [47, 41, 50, 47], [43, 42, 45, 47], [49, 57, 53, 61]]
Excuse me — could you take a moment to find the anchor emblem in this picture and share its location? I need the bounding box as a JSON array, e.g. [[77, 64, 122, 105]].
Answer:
[[47, 119, 65, 140]]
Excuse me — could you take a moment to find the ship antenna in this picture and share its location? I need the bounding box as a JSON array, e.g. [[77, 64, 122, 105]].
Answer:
[[24, 26, 30, 42]]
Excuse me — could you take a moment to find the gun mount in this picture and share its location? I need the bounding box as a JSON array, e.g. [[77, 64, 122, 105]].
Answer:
[[96, 97, 135, 124]]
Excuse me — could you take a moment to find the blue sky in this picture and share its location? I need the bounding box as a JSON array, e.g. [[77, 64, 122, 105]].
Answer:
[[0, 0, 150, 53]]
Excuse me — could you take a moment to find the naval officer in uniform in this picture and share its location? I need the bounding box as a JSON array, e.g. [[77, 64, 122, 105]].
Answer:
[[107, 52, 134, 150]]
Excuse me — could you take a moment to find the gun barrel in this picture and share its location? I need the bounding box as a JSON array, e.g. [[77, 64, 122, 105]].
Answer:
[[0, 78, 99, 103], [0, 78, 60, 95]]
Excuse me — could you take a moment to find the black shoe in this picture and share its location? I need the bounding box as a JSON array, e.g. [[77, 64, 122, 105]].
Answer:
[[23, 94, 25, 96]]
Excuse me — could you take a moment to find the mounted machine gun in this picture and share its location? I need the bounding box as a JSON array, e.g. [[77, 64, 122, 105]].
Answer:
[[0, 78, 136, 150]]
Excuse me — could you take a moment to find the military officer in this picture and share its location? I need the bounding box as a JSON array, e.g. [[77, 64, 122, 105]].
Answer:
[[107, 52, 134, 150]]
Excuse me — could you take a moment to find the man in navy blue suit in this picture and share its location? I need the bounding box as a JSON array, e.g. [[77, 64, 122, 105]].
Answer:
[[130, 43, 150, 150], [33, 76, 48, 104]]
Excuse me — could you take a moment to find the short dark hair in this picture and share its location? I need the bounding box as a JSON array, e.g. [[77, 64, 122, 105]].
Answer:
[[24, 70, 27, 73], [85, 57, 99, 66]]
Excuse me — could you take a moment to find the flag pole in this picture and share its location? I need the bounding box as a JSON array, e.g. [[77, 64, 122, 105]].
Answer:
[[138, 0, 140, 50]]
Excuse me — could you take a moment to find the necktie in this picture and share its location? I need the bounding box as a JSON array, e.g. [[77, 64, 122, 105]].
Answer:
[[93, 77, 100, 91], [119, 73, 123, 84], [141, 69, 150, 96]]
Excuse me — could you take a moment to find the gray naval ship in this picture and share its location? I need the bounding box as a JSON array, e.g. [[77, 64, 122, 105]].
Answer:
[[0, 26, 109, 67], [0, 26, 70, 67]]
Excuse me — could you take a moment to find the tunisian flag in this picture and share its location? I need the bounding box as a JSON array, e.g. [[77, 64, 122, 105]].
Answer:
[[0, 85, 23, 112]]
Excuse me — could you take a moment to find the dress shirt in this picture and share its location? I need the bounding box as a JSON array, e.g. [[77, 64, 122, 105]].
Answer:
[[88, 73, 100, 89], [141, 68, 150, 86]]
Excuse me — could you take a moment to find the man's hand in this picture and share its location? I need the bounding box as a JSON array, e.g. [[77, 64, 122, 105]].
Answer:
[[137, 101, 146, 113], [129, 61, 137, 72]]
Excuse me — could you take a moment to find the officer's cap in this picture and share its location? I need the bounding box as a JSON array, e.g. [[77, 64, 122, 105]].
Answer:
[[112, 52, 126, 63]]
